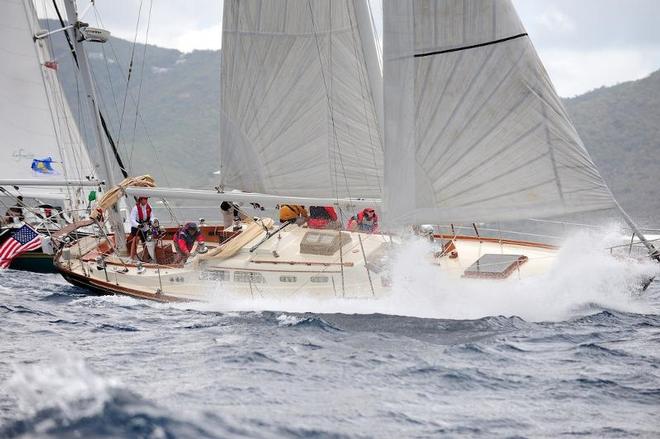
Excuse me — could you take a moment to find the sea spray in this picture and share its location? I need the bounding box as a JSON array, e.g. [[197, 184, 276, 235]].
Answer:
[[181, 225, 658, 321], [6, 355, 119, 421]]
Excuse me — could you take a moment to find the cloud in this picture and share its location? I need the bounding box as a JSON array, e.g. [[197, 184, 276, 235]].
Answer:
[[172, 24, 222, 53], [542, 48, 660, 97], [44, 0, 660, 97], [513, 0, 660, 95]]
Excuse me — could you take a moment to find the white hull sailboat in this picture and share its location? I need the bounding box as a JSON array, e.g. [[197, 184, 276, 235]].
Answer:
[[55, 220, 561, 302], [54, 0, 658, 302]]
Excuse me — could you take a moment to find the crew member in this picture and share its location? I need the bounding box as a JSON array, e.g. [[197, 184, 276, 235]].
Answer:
[[279, 204, 308, 225], [129, 196, 152, 260], [308, 206, 338, 229], [221, 201, 249, 231], [347, 208, 379, 233], [173, 222, 205, 264], [3, 196, 25, 224]]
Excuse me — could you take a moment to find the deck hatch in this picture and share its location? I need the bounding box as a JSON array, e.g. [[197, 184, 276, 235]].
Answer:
[[463, 254, 528, 279], [300, 231, 352, 256]]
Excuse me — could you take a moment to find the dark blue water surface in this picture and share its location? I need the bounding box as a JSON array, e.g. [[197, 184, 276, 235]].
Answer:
[[0, 269, 659, 438]]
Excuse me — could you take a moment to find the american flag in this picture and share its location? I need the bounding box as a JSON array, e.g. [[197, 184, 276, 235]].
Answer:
[[0, 225, 42, 269]]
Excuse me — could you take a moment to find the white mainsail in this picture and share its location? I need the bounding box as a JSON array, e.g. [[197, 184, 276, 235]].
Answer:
[[0, 0, 96, 203], [220, 0, 383, 200], [383, 0, 615, 225]]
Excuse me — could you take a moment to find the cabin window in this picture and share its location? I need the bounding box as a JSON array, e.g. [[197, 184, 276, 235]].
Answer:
[[234, 271, 265, 283], [279, 275, 297, 283], [310, 275, 329, 283], [200, 270, 228, 281]]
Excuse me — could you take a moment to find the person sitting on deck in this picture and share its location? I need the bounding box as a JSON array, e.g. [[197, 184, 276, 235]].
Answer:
[[278, 204, 308, 225], [308, 206, 338, 229], [347, 208, 379, 233], [129, 196, 152, 260], [173, 222, 206, 264]]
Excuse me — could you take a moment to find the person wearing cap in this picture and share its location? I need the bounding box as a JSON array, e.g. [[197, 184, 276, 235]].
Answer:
[[347, 208, 379, 233], [173, 222, 205, 264], [129, 196, 153, 259]]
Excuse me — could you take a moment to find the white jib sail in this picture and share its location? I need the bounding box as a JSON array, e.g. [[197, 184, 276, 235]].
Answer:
[[383, 0, 616, 225], [0, 0, 96, 204], [220, 0, 383, 200]]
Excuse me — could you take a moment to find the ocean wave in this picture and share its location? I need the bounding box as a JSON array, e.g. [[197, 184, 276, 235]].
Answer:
[[1, 356, 243, 439], [0, 304, 54, 317], [276, 313, 342, 331]]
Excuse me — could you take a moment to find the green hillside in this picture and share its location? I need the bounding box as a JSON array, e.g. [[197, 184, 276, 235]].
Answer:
[[47, 23, 659, 223], [47, 22, 221, 189], [564, 71, 660, 223]]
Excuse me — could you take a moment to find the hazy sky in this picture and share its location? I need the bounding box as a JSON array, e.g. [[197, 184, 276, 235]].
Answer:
[[42, 0, 660, 97]]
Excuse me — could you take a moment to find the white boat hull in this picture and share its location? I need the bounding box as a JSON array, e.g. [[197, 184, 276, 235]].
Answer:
[[54, 222, 560, 303]]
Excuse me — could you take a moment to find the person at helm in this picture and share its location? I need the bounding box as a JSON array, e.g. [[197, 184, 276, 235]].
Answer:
[[130, 196, 152, 260], [173, 222, 206, 264], [347, 208, 379, 233]]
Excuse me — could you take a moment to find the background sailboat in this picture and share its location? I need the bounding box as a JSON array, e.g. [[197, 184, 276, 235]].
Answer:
[[0, 0, 100, 271]]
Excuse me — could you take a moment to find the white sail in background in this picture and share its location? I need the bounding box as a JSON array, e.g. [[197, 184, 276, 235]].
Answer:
[[383, 0, 615, 225], [0, 0, 96, 201], [220, 0, 383, 199]]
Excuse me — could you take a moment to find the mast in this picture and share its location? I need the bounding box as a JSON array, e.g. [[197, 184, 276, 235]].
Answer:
[[62, 0, 127, 253]]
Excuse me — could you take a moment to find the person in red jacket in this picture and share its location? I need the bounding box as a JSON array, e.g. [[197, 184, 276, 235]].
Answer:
[[173, 222, 205, 264], [346, 208, 379, 233], [307, 206, 338, 229]]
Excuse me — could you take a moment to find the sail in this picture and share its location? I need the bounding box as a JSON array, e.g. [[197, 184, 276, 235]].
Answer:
[[220, 0, 383, 199], [383, 0, 616, 225], [0, 0, 96, 201]]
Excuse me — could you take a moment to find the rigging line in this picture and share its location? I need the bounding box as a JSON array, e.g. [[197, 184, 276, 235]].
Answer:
[[307, 0, 347, 295], [51, 0, 128, 179], [91, 4, 169, 185], [346, 0, 381, 195], [414, 33, 529, 58], [115, 0, 145, 165], [93, 8, 121, 131], [307, 0, 352, 203], [128, 0, 153, 166]]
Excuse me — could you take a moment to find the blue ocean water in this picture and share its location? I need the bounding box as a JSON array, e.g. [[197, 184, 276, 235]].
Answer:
[[0, 267, 659, 438]]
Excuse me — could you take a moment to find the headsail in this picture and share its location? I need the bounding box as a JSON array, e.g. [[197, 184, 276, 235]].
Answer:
[[383, 0, 615, 225], [0, 0, 96, 200], [220, 0, 383, 200]]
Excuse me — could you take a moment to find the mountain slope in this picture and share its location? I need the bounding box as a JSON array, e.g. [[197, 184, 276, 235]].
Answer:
[[565, 71, 660, 223]]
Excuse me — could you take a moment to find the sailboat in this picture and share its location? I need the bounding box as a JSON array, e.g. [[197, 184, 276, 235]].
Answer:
[[53, 0, 658, 302], [0, 0, 102, 272]]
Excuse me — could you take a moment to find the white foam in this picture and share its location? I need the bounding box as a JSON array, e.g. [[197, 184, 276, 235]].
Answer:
[[6, 354, 119, 420], [276, 313, 305, 327], [191, 225, 658, 322]]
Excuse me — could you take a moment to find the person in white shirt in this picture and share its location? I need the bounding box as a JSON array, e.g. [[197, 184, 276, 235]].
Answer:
[[129, 196, 152, 260]]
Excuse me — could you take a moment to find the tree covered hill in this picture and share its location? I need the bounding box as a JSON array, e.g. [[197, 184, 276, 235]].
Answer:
[[564, 70, 660, 224], [47, 23, 659, 223]]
